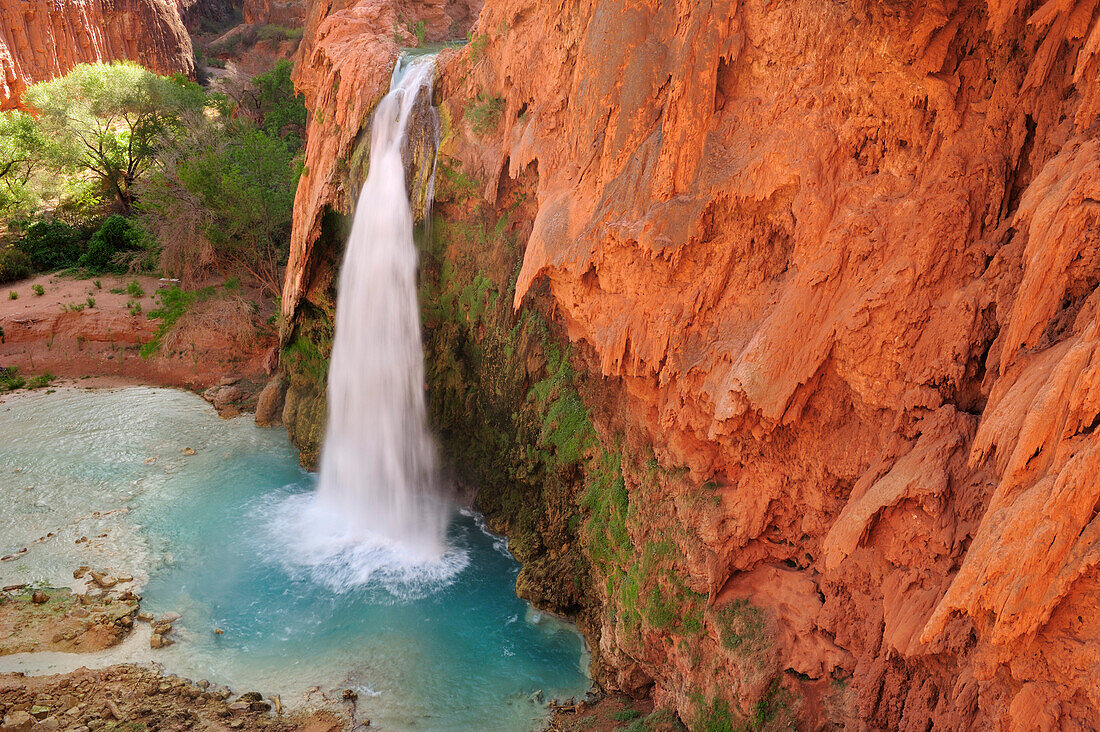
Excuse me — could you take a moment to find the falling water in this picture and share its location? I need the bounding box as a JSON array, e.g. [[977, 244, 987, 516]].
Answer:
[[314, 55, 449, 563]]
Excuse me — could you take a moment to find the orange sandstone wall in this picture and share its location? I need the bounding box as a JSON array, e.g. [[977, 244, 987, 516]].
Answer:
[[243, 0, 306, 26], [0, 0, 195, 109], [283, 0, 1100, 727], [435, 0, 1100, 727]]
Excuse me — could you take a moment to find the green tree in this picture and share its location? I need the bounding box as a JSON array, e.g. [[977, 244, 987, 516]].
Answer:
[[0, 111, 44, 215], [253, 59, 307, 153], [140, 118, 302, 298], [23, 61, 206, 213]]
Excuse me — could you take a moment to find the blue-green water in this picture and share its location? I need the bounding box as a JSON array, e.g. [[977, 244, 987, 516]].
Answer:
[[0, 387, 590, 730]]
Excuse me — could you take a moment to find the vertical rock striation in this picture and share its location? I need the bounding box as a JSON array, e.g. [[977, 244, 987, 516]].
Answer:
[[0, 0, 194, 109]]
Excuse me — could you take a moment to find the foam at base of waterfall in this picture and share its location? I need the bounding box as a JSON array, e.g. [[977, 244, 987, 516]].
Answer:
[[261, 491, 469, 598]]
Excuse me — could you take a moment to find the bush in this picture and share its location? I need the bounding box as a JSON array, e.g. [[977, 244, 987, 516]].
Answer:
[[78, 215, 144, 273], [252, 60, 307, 153], [13, 219, 87, 271], [8, 290, 15, 300], [0, 366, 25, 391], [32, 284, 44, 296], [127, 281, 145, 298], [27, 372, 54, 389], [0, 247, 32, 283], [466, 92, 505, 135]]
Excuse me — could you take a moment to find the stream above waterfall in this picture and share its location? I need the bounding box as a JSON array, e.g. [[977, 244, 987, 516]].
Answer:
[[0, 387, 591, 731]]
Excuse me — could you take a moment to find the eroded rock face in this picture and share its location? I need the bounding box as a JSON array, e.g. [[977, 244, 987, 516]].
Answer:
[[243, 0, 305, 26], [176, 0, 240, 30], [284, 0, 1100, 727], [0, 0, 194, 109], [432, 0, 1100, 727]]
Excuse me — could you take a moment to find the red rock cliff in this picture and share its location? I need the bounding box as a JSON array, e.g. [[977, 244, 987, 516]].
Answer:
[[284, 0, 1100, 727], [435, 0, 1100, 727], [0, 0, 195, 109]]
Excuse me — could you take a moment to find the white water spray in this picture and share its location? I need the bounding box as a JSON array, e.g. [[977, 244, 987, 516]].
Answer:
[[313, 55, 448, 562]]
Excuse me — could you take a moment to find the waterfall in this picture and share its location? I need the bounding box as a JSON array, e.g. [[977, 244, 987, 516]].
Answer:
[[314, 55, 448, 562]]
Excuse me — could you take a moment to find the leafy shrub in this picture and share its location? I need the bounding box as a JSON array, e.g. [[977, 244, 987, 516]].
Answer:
[[0, 247, 32, 283], [466, 92, 505, 135], [252, 60, 307, 153], [141, 121, 301, 297], [27, 372, 54, 389], [13, 219, 87, 271], [257, 24, 303, 42], [140, 285, 207, 357], [0, 366, 25, 391], [7, 290, 15, 300], [78, 215, 143, 273], [127, 281, 145, 298], [32, 284, 44, 296], [86, 297, 95, 308]]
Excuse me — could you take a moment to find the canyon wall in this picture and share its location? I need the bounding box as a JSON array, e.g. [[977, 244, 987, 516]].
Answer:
[[281, 0, 1100, 728], [0, 0, 194, 109], [243, 0, 306, 25]]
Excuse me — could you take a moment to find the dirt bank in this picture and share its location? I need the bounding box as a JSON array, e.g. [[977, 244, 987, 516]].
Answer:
[[0, 272, 277, 410]]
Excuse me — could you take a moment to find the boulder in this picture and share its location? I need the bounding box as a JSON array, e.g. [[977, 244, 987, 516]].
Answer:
[[203, 385, 246, 409], [254, 374, 287, 427]]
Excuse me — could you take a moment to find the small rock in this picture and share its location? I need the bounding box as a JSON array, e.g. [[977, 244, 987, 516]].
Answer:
[[218, 375, 241, 387], [36, 720, 60, 732], [226, 720, 244, 730], [69, 607, 88, 618], [28, 706, 50, 720], [105, 701, 125, 722], [248, 701, 270, 712], [237, 693, 262, 703], [84, 588, 103, 599], [88, 572, 117, 589], [2, 583, 26, 592], [182, 447, 196, 456], [159, 612, 181, 623], [227, 702, 249, 713], [144, 456, 157, 464], [213, 628, 224, 635], [341, 689, 358, 701], [150, 634, 173, 649], [73, 567, 89, 579], [116, 574, 133, 583], [1, 710, 33, 731], [31, 590, 47, 604], [136, 611, 153, 622]]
